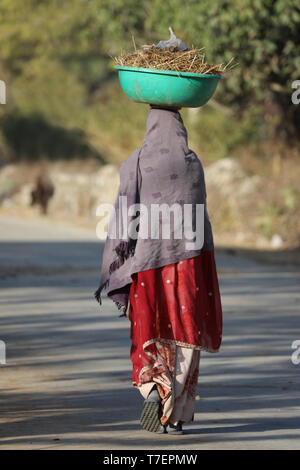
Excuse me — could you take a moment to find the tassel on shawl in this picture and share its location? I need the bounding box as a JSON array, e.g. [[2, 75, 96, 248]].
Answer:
[[94, 237, 136, 316], [115, 301, 128, 318], [109, 238, 136, 274], [94, 282, 128, 317], [94, 278, 109, 304], [94, 281, 127, 317]]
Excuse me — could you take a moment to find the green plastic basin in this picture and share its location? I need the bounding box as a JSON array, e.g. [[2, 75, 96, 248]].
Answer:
[[115, 65, 222, 108]]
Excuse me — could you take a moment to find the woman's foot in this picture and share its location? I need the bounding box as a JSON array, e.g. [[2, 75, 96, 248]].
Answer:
[[166, 421, 184, 435], [140, 386, 164, 433]]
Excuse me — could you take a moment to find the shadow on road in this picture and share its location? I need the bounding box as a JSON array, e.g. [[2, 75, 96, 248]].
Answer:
[[0, 237, 300, 449]]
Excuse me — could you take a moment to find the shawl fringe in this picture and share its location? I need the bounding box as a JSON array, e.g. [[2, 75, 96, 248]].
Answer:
[[94, 278, 109, 305], [94, 239, 135, 316], [94, 281, 127, 318], [114, 300, 127, 318], [109, 238, 136, 275], [95, 239, 136, 306]]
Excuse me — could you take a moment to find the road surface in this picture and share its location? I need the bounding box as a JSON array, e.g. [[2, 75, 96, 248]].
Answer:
[[0, 214, 299, 450]]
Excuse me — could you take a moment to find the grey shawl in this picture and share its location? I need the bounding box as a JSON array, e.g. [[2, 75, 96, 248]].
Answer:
[[94, 107, 214, 316]]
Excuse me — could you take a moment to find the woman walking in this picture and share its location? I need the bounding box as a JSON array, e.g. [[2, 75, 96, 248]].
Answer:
[[95, 105, 222, 435]]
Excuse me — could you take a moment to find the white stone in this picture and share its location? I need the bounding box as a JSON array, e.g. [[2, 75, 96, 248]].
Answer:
[[270, 234, 283, 249]]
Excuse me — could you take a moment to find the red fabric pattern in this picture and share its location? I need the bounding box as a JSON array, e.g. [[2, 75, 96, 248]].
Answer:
[[129, 251, 223, 386]]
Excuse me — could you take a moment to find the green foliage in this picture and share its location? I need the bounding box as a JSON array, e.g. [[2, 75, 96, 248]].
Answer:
[[0, 0, 299, 162], [188, 105, 263, 159], [145, 1, 300, 98], [1, 111, 104, 161], [98, 0, 300, 137], [255, 201, 284, 239], [281, 186, 299, 210]]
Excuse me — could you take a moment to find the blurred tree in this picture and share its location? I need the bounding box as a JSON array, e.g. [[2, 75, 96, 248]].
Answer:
[[0, 111, 104, 161], [0, 0, 110, 160], [98, 0, 300, 139], [0, 0, 299, 162]]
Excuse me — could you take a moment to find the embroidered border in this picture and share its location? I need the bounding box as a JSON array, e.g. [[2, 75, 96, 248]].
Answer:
[[134, 337, 220, 387]]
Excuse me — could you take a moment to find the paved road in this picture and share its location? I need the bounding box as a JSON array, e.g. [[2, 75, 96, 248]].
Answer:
[[0, 214, 299, 450]]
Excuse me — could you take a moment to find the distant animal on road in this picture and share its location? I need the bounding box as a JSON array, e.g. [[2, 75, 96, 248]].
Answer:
[[31, 174, 54, 214]]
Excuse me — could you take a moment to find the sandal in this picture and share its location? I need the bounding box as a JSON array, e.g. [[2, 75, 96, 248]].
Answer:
[[166, 421, 184, 435], [140, 398, 165, 433]]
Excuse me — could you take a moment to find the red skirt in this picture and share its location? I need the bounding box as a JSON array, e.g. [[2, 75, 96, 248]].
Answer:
[[128, 251, 223, 387]]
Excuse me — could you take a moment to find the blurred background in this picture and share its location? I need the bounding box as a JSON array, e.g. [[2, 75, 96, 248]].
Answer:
[[0, 0, 299, 250]]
